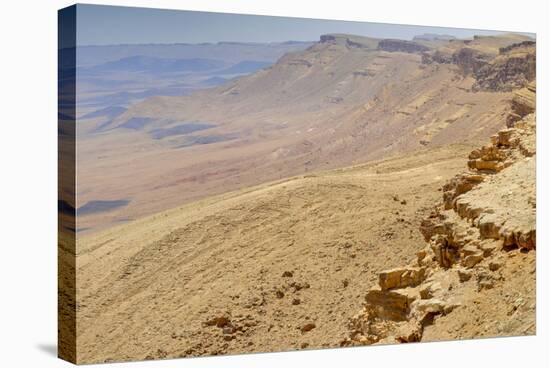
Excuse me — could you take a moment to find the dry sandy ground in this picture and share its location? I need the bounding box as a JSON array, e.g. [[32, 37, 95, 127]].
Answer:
[[75, 144, 475, 363]]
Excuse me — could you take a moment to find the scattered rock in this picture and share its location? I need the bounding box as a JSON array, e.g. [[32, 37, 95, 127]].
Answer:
[[462, 253, 483, 269], [476, 270, 495, 291], [300, 323, 316, 333], [479, 241, 498, 257], [290, 281, 310, 292], [282, 271, 293, 278], [457, 268, 473, 282], [395, 320, 423, 343], [489, 259, 504, 271], [204, 313, 231, 328], [222, 326, 235, 335], [413, 298, 457, 316]]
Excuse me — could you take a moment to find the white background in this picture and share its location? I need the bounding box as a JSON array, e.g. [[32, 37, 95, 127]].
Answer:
[[0, 0, 548, 366]]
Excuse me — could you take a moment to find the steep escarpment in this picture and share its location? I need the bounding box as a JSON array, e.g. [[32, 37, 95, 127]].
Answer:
[[378, 39, 429, 53], [473, 42, 535, 91], [342, 89, 536, 346], [422, 34, 535, 91]]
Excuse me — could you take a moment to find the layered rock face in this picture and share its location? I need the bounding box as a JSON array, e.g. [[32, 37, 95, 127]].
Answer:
[[473, 43, 536, 91], [422, 37, 535, 91], [378, 39, 430, 53], [508, 81, 536, 126], [452, 47, 490, 75], [319, 33, 379, 49], [342, 96, 536, 346]]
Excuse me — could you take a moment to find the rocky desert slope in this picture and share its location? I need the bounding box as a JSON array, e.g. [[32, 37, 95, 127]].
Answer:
[[70, 34, 536, 363], [75, 143, 476, 363], [76, 33, 535, 232], [342, 84, 536, 346]]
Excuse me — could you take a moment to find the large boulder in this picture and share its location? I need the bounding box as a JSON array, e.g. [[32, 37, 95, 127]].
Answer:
[[508, 82, 536, 125], [365, 289, 417, 321], [378, 267, 426, 290]]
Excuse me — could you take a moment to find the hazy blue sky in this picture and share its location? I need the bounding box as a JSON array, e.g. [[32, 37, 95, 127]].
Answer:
[[75, 4, 534, 46]]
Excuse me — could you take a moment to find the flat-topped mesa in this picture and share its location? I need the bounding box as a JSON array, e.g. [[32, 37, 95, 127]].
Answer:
[[413, 33, 456, 42], [377, 39, 430, 53], [499, 40, 536, 55], [319, 34, 378, 49]]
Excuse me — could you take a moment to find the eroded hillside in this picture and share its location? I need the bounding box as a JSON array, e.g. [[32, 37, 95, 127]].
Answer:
[[72, 33, 536, 364], [76, 33, 535, 232], [75, 143, 476, 363]]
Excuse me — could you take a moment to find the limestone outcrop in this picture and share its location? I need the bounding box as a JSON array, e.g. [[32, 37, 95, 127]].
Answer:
[[343, 97, 536, 346], [508, 82, 536, 126]]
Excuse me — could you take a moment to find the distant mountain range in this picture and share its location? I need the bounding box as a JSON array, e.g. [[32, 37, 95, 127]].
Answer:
[[80, 56, 273, 76], [83, 56, 226, 74], [74, 41, 314, 67], [74, 41, 314, 117]]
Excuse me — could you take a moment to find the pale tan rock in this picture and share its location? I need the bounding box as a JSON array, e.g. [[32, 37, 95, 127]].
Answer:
[[394, 320, 423, 343], [462, 244, 481, 257], [489, 259, 504, 271], [419, 282, 442, 299], [470, 159, 504, 172], [479, 240, 498, 256], [365, 289, 417, 321], [497, 129, 518, 147], [477, 213, 501, 239], [413, 298, 458, 316], [378, 267, 426, 290], [417, 249, 427, 264], [430, 236, 459, 268], [476, 270, 496, 291], [510, 84, 536, 121], [462, 253, 484, 268], [457, 268, 473, 282]]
